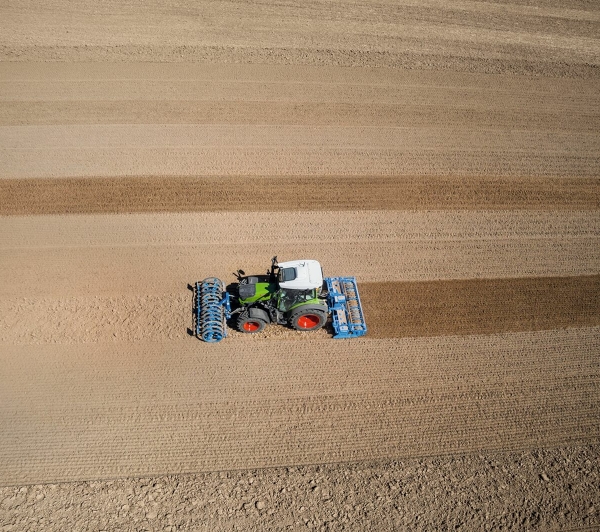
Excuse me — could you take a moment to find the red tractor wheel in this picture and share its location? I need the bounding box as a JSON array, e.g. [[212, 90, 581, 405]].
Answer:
[[290, 309, 327, 331], [237, 313, 266, 333]]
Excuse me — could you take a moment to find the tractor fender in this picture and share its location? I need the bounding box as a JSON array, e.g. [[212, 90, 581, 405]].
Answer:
[[248, 307, 271, 323], [286, 303, 329, 318]]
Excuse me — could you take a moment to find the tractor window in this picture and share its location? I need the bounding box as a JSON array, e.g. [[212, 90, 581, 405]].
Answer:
[[279, 267, 297, 283], [278, 289, 315, 312]]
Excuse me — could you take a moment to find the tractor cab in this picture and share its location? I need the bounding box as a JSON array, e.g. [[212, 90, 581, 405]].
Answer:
[[274, 258, 324, 311]]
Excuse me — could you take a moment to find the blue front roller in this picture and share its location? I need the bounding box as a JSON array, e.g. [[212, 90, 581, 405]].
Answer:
[[195, 277, 231, 343]]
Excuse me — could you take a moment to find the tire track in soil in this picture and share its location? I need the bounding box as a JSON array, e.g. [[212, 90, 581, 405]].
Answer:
[[1, 176, 599, 215]]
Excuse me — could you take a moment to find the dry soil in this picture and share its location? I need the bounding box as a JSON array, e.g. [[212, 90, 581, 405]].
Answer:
[[1, 0, 599, 530]]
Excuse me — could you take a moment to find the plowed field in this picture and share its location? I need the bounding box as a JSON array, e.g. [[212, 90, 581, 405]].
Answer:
[[1, 0, 599, 530]]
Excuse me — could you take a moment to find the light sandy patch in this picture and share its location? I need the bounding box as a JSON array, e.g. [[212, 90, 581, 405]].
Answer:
[[4, 146, 599, 178], [2, 241, 598, 298], [1, 212, 598, 299], [1, 328, 598, 485], [2, 60, 597, 179], [2, 211, 598, 248]]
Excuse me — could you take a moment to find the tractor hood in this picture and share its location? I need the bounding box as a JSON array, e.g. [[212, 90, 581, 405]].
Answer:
[[277, 259, 323, 290]]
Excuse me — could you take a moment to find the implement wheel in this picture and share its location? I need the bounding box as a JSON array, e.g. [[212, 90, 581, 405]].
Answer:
[[289, 309, 327, 332], [237, 312, 266, 334]]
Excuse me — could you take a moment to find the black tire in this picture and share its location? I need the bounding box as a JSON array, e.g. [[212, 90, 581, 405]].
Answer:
[[289, 308, 327, 331], [237, 312, 266, 334]]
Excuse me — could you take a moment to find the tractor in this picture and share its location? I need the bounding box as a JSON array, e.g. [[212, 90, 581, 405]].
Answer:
[[194, 256, 367, 342]]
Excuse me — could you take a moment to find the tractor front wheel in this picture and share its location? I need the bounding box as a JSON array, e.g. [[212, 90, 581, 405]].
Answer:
[[289, 309, 327, 332], [237, 312, 267, 334]]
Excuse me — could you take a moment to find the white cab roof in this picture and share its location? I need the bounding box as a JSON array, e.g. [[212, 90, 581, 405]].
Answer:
[[278, 259, 323, 290]]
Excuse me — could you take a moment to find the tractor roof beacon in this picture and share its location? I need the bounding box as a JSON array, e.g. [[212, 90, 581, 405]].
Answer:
[[194, 256, 367, 343]]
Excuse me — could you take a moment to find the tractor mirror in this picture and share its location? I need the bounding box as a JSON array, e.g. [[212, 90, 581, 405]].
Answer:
[[238, 269, 245, 276]]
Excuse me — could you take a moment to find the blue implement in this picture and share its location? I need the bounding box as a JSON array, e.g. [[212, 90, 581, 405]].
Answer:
[[195, 278, 231, 343], [325, 277, 368, 339]]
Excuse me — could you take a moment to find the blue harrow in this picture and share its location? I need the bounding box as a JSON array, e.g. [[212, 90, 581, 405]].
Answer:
[[194, 278, 231, 343]]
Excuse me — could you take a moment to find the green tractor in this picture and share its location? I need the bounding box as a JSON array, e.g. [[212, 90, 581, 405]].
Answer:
[[234, 256, 329, 334], [194, 256, 367, 342]]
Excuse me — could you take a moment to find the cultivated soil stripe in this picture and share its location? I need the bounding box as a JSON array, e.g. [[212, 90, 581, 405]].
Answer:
[[1, 63, 597, 86], [2, 176, 599, 215], [362, 275, 600, 338], [8, 124, 597, 152]]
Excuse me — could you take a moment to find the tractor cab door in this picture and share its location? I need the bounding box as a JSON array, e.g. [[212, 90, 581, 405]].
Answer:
[[277, 289, 316, 312]]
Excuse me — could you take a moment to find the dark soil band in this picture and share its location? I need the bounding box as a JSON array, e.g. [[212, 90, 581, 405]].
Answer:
[[2, 175, 598, 215], [361, 275, 600, 339]]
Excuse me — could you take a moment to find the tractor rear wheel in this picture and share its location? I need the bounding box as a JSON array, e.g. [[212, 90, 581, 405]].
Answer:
[[237, 312, 266, 334], [289, 309, 327, 332]]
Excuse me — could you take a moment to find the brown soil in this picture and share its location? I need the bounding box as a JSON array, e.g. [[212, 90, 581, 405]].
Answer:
[[2, 176, 599, 215], [1, 64, 599, 180], [363, 275, 600, 338], [1, 0, 600, 530], [1, 446, 599, 531]]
